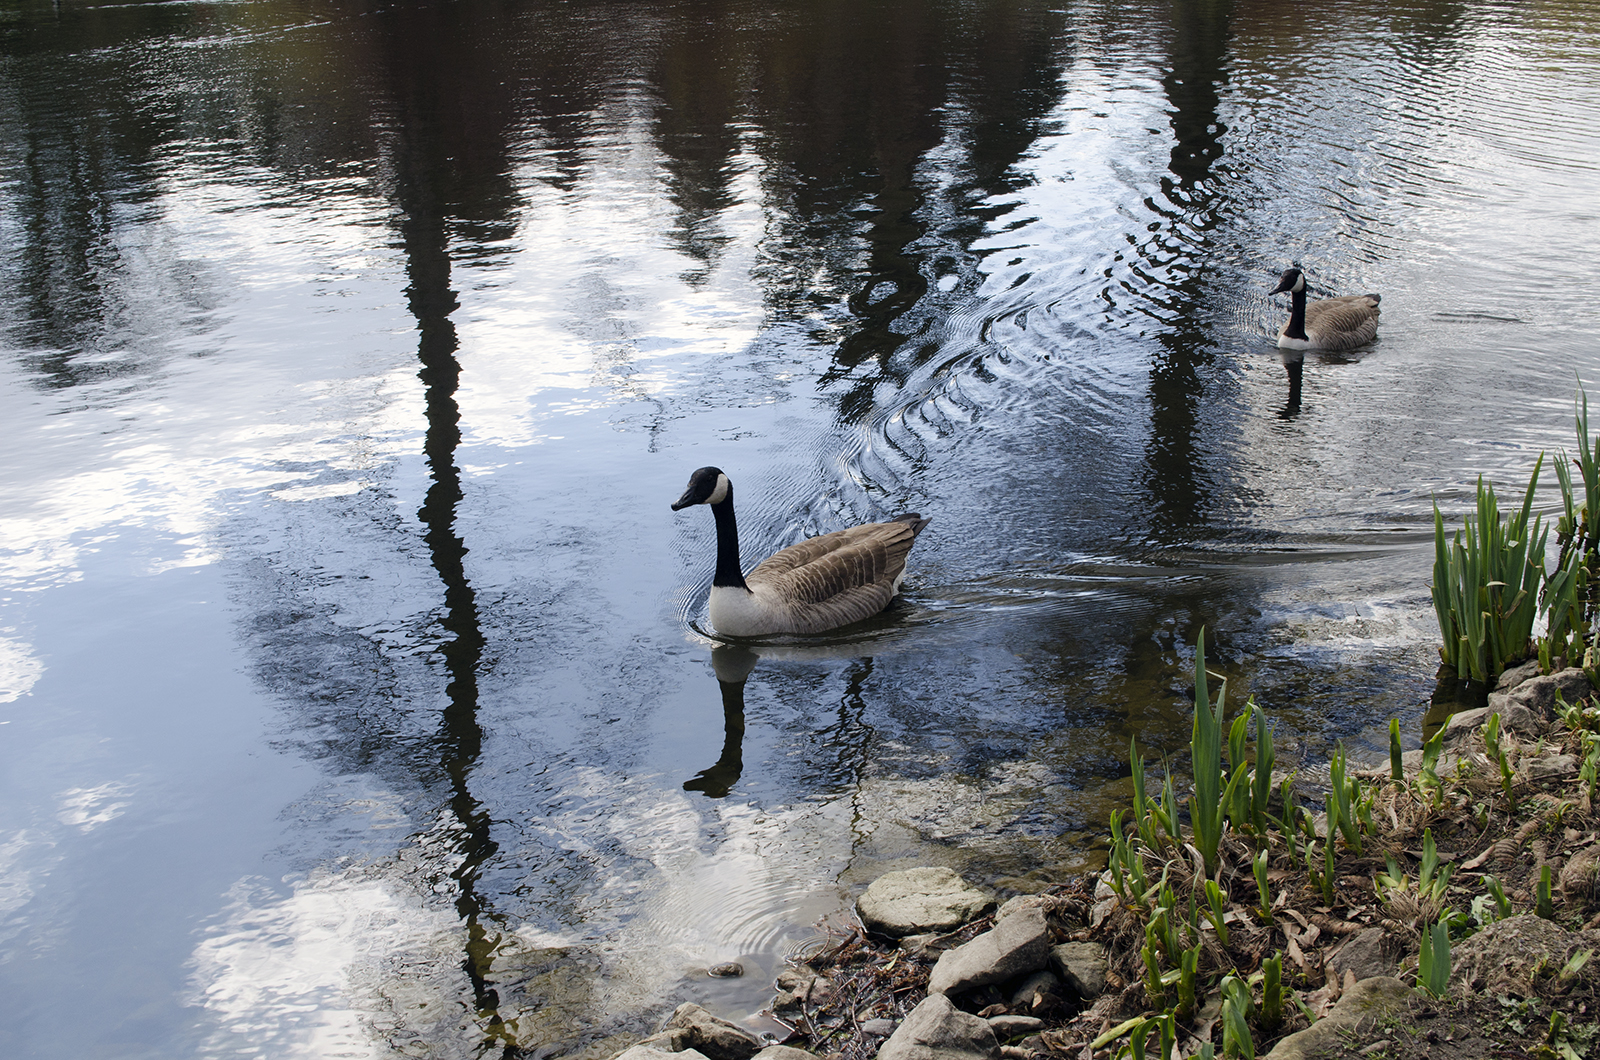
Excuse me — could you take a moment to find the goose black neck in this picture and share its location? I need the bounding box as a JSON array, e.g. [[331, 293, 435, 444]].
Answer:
[[710, 493, 748, 589], [1284, 287, 1308, 340]]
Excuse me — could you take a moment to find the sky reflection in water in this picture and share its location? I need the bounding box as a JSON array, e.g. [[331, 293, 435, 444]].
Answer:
[[2, 1, 1600, 1057]]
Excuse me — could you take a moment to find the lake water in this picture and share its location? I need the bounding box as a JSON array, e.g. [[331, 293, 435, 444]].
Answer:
[[3, 0, 1599, 1057]]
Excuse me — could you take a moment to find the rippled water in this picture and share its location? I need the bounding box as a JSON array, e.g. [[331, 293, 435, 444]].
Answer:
[[3, 1, 1600, 1057]]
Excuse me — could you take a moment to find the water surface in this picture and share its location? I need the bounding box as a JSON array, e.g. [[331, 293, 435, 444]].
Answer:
[[3, 1, 1600, 1057]]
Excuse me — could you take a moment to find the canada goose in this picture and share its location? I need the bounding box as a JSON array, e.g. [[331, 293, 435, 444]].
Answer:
[[671, 467, 930, 637], [1270, 266, 1380, 352]]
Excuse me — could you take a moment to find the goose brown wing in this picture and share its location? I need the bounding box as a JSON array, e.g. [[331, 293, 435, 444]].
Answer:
[[775, 582, 903, 635], [1305, 295, 1380, 350], [746, 520, 920, 606]]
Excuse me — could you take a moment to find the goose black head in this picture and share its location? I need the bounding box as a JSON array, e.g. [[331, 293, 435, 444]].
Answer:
[[1270, 267, 1306, 296], [672, 466, 731, 510]]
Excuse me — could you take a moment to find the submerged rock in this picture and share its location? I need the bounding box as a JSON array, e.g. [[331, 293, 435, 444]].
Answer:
[[660, 1002, 764, 1060], [858, 867, 993, 938]]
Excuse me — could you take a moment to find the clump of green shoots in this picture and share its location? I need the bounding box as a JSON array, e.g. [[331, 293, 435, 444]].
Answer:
[[1252, 849, 1273, 922], [1219, 975, 1255, 1059], [1431, 458, 1547, 684], [1390, 719, 1404, 783], [1328, 742, 1367, 855], [1472, 874, 1513, 926], [1418, 920, 1451, 998], [1538, 865, 1556, 920], [1191, 630, 1245, 879], [1484, 712, 1518, 810]]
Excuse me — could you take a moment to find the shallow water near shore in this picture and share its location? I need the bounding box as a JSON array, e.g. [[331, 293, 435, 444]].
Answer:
[[2, 0, 1600, 1056]]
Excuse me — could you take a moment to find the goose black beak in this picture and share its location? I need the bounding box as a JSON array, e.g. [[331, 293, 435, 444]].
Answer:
[[671, 490, 697, 511], [1269, 276, 1294, 295]]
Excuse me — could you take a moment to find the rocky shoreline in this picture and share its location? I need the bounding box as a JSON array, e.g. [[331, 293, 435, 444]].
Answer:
[[605, 660, 1600, 1060]]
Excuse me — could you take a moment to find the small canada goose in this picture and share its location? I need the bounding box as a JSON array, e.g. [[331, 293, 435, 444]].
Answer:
[[1270, 266, 1380, 352], [671, 467, 930, 637]]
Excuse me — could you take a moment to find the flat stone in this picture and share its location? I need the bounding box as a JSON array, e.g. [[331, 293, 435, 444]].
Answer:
[[1522, 754, 1579, 782], [662, 1003, 764, 1060], [987, 1015, 1045, 1038], [1263, 977, 1412, 1059], [1326, 928, 1398, 982], [616, 1048, 711, 1060], [858, 867, 993, 938], [1048, 941, 1108, 999], [928, 899, 1051, 996], [859, 1019, 898, 1038], [876, 993, 1000, 1060], [753, 1047, 818, 1060]]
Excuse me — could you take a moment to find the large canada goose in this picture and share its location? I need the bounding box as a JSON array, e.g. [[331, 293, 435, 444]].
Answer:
[[671, 467, 930, 637], [1270, 266, 1380, 352]]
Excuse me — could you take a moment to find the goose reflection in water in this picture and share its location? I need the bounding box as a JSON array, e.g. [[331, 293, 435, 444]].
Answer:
[[1278, 350, 1304, 420], [683, 645, 761, 798]]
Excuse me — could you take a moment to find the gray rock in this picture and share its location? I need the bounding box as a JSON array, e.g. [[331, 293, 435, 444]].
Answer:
[[858, 867, 993, 938], [1523, 754, 1579, 782], [615, 1048, 711, 1060], [627, 1034, 695, 1055], [876, 993, 1000, 1060], [1326, 928, 1398, 982], [1502, 703, 1547, 737], [928, 900, 1052, 996], [1007, 970, 1061, 1013], [662, 1003, 764, 1060], [860, 1018, 898, 1038], [1263, 977, 1412, 1060], [1440, 706, 1493, 748], [1496, 668, 1592, 724], [753, 1047, 818, 1060], [1497, 659, 1542, 691], [1553, 667, 1595, 703], [987, 1015, 1045, 1038], [1048, 941, 1108, 1000]]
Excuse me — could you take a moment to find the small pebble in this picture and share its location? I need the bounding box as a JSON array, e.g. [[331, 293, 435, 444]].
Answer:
[[859, 1018, 897, 1038], [707, 962, 743, 978], [1359, 1041, 1391, 1056]]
